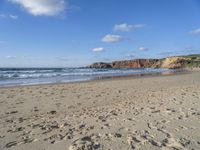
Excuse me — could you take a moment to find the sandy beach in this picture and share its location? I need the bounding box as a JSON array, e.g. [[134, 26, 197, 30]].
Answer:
[[0, 71, 200, 150]]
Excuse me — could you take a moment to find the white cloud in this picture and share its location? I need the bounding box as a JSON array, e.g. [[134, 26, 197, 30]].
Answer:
[[125, 53, 135, 58], [5, 56, 16, 59], [9, 15, 18, 19], [0, 14, 6, 18], [190, 28, 200, 35], [102, 34, 124, 43], [0, 14, 18, 19], [9, 0, 66, 16], [114, 23, 146, 32], [92, 47, 104, 52], [139, 47, 148, 51]]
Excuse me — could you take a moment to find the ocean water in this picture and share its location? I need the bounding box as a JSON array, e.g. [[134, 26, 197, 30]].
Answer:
[[0, 68, 175, 86]]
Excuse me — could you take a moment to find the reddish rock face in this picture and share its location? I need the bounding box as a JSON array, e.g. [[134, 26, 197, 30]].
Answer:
[[88, 59, 160, 69], [111, 59, 160, 68]]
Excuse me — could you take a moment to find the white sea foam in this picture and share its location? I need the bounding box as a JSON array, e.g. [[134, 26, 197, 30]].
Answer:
[[0, 68, 174, 86]]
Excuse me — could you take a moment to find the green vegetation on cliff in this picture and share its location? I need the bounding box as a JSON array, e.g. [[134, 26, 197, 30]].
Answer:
[[180, 54, 200, 68]]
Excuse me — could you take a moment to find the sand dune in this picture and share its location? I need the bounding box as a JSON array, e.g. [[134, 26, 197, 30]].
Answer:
[[0, 72, 200, 150]]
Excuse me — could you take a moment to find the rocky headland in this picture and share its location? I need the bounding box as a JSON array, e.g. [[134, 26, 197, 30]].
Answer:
[[88, 54, 200, 69]]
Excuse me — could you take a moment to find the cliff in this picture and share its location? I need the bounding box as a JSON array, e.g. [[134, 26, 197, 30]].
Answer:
[[89, 62, 112, 68], [161, 57, 189, 69], [111, 59, 160, 68], [88, 54, 200, 69]]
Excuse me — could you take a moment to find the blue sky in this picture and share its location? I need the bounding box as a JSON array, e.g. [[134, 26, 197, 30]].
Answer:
[[0, 0, 200, 67]]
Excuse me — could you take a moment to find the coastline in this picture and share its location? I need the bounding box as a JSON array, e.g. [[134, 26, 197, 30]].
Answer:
[[0, 71, 200, 150], [0, 68, 191, 88]]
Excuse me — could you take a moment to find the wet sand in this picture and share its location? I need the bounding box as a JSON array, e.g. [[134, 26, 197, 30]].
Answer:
[[0, 71, 200, 150]]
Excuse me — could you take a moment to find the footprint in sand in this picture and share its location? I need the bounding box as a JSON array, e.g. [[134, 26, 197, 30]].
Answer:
[[5, 141, 18, 148], [127, 130, 162, 149], [69, 134, 101, 150]]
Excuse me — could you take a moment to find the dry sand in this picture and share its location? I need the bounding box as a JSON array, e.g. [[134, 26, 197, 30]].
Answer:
[[0, 71, 200, 150]]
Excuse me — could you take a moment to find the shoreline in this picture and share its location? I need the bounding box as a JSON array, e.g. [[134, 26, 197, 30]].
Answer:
[[0, 68, 192, 89]]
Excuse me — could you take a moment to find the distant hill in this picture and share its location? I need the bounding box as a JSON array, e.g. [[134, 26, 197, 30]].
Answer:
[[88, 54, 200, 69]]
